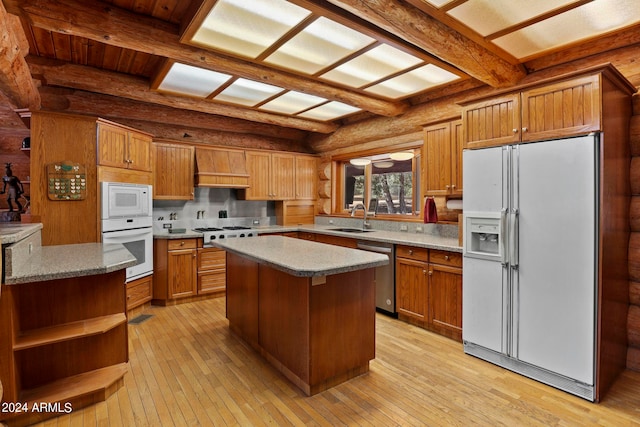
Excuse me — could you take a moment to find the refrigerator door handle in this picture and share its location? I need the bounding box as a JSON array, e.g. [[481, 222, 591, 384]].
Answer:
[[510, 208, 519, 269], [501, 208, 508, 266]]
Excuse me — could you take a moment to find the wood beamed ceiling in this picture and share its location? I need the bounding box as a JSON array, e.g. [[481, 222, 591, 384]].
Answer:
[[1, 0, 640, 153]]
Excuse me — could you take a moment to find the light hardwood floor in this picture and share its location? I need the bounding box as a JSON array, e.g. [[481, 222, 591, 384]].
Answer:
[[31, 297, 640, 426]]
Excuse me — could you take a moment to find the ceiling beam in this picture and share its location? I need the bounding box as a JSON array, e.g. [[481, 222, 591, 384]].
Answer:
[[28, 58, 338, 133], [15, 0, 409, 117], [0, 1, 40, 110], [324, 0, 527, 88], [37, 86, 309, 142]]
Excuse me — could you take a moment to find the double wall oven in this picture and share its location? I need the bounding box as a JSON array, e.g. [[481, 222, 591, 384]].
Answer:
[[101, 182, 153, 282]]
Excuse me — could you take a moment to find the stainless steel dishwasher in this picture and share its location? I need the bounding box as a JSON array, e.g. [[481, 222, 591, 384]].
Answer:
[[356, 241, 396, 316]]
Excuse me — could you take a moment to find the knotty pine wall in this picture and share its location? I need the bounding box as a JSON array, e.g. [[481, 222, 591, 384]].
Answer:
[[628, 93, 640, 370]]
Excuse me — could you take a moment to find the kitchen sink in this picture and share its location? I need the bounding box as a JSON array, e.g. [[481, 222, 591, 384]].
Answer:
[[329, 227, 374, 233]]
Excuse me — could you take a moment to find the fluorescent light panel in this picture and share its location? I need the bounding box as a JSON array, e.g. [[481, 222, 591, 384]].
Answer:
[[447, 0, 577, 37], [191, 0, 311, 58], [321, 44, 423, 87], [259, 91, 327, 114], [298, 101, 361, 121], [157, 63, 231, 97], [265, 17, 375, 74], [214, 78, 284, 106], [492, 0, 640, 59], [366, 64, 459, 98]]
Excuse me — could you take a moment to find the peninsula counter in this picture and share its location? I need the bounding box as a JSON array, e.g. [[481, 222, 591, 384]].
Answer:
[[213, 235, 389, 395]]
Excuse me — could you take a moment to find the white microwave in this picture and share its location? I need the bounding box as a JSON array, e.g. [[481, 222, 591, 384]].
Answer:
[[101, 182, 152, 219]]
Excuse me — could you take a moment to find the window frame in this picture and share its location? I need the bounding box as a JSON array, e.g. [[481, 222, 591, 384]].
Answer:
[[332, 140, 423, 221]]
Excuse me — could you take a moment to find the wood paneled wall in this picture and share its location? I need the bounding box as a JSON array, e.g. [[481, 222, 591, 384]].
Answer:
[[628, 93, 640, 370]]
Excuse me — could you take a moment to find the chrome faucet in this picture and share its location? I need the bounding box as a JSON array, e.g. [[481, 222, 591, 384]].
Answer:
[[350, 202, 370, 229]]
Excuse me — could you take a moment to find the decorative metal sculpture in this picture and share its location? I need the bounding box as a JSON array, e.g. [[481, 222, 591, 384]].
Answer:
[[1, 163, 25, 212]]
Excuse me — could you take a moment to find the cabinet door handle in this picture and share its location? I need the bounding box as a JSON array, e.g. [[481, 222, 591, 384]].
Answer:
[[451, 184, 456, 189], [445, 185, 450, 189], [512, 128, 518, 133], [428, 271, 433, 276], [423, 270, 427, 275], [522, 127, 528, 133]]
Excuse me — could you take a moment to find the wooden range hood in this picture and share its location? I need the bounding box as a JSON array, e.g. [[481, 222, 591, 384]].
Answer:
[[194, 147, 249, 188]]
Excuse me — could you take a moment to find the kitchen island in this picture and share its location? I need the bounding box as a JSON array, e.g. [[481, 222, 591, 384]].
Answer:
[[213, 235, 388, 395]]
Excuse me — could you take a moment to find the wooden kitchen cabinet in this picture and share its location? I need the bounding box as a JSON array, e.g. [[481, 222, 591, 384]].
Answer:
[[97, 120, 152, 172], [126, 274, 153, 311], [153, 142, 194, 200], [239, 151, 318, 201], [153, 238, 197, 303], [240, 151, 294, 200], [396, 245, 462, 341], [294, 155, 318, 200], [197, 245, 226, 295], [153, 238, 226, 304], [427, 250, 462, 341], [423, 119, 463, 196], [395, 246, 428, 324], [314, 233, 357, 248], [461, 72, 605, 149]]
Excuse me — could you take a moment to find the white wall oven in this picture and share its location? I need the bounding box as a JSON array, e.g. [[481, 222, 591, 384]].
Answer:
[[101, 182, 153, 282]]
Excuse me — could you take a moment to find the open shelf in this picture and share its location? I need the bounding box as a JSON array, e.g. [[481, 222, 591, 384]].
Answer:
[[13, 313, 127, 351], [19, 363, 128, 404]]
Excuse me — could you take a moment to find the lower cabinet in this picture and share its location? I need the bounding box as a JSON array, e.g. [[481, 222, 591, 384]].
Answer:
[[153, 238, 226, 304], [396, 245, 462, 341], [126, 275, 153, 311], [197, 246, 226, 294]]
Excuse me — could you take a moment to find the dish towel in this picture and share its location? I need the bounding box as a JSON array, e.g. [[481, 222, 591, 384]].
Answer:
[[424, 197, 438, 223]]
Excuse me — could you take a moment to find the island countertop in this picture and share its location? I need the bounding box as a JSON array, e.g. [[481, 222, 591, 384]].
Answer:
[[213, 235, 389, 277], [4, 243, 137, 285]]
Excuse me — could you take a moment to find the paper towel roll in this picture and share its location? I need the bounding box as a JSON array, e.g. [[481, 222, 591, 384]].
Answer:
[[446, 199, 463, 210]]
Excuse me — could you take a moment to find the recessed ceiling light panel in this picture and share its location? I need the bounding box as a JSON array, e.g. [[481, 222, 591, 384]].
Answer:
[[259, 91, 327, 114], [491, 0, 640, 59], [365, 64, 459, 98], [298, 101, 361, 121], [158, 63, 232, 97], [265, 17, 375, 74], [321, 44, 422, 87], [191, 0, 311, 58], [214, 78, 284, 106]]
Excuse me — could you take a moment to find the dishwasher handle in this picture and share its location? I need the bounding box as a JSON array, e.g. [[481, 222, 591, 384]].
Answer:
[[356, 242, 393, 254]]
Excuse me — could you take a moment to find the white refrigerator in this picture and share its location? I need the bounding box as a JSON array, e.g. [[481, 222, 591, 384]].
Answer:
[[462, 134, 598, 401]]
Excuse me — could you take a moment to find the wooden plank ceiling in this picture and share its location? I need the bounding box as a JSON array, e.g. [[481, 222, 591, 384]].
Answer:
[[1, 0, 640, 147]]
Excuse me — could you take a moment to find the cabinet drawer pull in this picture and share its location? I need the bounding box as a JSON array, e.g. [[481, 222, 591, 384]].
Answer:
[[409, 249, 413, 255], [444, 255, 450, 261], [180, 241, 185, 246]]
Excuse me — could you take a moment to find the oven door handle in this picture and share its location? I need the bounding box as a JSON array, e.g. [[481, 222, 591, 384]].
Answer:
[[102, 227, 152, 240]]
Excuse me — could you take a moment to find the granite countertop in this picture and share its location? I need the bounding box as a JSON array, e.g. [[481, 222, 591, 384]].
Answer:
[[153, 229, 203, 239], [4, 243, 137, 285], [156, 224, 462, 252], [0, 223, 43, 244], [258, 224, 462, 252], [212, 235, 389, 277]]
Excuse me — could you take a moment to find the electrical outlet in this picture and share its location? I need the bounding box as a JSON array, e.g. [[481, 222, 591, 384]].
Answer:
[[400, 225, 408, 231], [416, 226, 423, 233], [328, 219, 334, 224], [163, 223, 172, 229], [253, 220, 260, 225]]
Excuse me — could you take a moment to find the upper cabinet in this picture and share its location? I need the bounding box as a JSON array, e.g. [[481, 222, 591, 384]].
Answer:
[[97, 120, 152, 172], [153, 143, 194, 200], [460, 67, 634, 150], [239, 151, 317, 201], [423, 119, 463, 197], [294, 155, 318, 200]]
